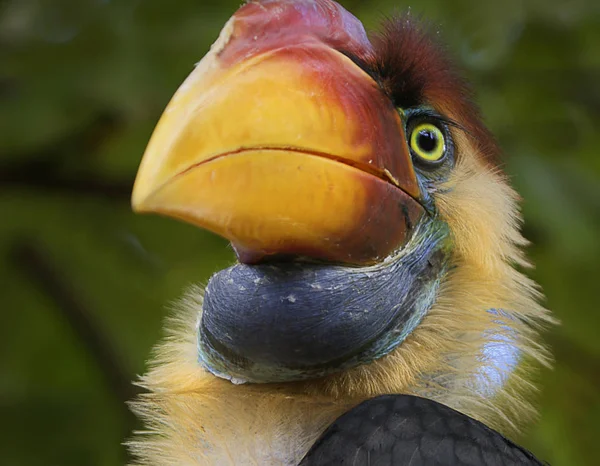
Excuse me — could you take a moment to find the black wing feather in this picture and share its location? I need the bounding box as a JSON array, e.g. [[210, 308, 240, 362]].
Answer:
[[300, 395, 546, 466]]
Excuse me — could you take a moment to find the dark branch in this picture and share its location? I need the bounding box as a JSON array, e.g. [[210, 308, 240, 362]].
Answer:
[[0, 112, 133, 200], [8, 239, 139, 414], [0, 168, 133, 199]]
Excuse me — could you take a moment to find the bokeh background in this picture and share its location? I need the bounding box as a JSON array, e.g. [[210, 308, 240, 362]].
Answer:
[[1, 0, 599, 464]]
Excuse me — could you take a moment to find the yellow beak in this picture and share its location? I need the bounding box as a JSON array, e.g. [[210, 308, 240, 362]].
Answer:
[[132, 6, 424, 265]]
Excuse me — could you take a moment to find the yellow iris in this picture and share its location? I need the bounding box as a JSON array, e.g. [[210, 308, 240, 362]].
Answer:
[[409, 123, 446, 163]]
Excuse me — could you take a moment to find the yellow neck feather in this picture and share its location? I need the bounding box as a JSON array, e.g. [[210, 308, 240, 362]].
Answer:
[[129, 146, 554, 465]]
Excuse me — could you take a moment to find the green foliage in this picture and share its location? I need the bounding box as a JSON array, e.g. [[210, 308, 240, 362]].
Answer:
[[1, 0, 598, 464]]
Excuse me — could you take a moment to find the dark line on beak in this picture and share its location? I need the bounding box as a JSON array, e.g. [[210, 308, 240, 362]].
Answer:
[[163, 146, 425, 208]]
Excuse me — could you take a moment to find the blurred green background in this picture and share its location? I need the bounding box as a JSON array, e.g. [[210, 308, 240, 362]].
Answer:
[[1, 0, 599, 464]]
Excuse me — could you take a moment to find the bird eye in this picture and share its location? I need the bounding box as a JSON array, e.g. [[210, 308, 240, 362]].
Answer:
[[409, 123, 446, 165]]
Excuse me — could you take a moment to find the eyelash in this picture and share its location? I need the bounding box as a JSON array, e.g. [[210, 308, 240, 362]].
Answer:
[[405, 109, 466, 135]]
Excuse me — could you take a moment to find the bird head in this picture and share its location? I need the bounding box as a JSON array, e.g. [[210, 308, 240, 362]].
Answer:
[[132, 0, 551, 426]]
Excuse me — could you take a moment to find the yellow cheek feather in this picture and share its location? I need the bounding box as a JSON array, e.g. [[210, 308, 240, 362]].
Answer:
[[128, 139, 555, 465]]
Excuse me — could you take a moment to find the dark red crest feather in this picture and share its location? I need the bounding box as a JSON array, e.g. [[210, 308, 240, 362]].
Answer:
[[366, 14, 501, 166]]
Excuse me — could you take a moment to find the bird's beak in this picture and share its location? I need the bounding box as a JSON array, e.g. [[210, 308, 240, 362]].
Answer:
[[132, 0, 424, 265]]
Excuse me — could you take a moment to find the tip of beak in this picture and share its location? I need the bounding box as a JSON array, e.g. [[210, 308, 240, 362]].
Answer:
[[131, 173, 159, 214], [130, 197, 145, 214], [130, 179, 148, 212]]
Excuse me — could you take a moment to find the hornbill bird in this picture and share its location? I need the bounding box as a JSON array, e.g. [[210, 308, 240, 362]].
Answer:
[[129, 0, 554, 464]]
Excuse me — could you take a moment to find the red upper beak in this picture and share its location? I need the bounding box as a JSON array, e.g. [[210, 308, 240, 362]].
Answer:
[[131, 0, 424, 265]]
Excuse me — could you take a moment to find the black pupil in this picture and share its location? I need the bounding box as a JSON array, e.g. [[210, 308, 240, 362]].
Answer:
[[417, 129, 438, 153]]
